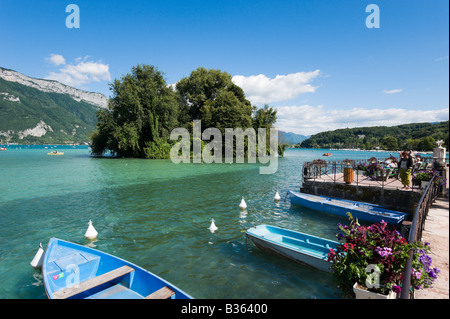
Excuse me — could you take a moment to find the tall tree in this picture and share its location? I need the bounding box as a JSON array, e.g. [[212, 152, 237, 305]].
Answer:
[[90, 64, 179, 157], [176, 67, 253, 131], [252, 104, 277, 130]]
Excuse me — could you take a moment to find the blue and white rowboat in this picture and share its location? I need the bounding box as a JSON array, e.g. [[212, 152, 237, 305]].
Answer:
[[42, 238, 193, 299], [289, 191, 407, 225], [246, 225, 338, 272]]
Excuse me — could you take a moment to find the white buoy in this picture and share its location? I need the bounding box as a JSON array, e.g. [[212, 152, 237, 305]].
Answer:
[[30, 243, 44, 269], [239, 197, 247, 210], [84, 220, 98, 240], [274, 191, 281, 201], [208, 219, 218, 233]]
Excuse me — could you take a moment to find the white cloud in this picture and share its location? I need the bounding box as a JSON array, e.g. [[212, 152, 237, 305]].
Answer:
[[46, 54, 66, 66], [275, 105, 449, 135], [45, 55, 111, 87], [232, 70, 320, 105], [383, 89, 403, 94]]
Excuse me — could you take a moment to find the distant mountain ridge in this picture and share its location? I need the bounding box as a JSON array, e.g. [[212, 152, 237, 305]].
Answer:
[[278, 131, 310, 145], [0, 66, 107, 144], [0, 67, 107, 108]]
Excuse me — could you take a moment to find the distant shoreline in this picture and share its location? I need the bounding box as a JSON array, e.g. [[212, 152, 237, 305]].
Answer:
[[288, 147, 449, 155], [0, 144, 89, 149]]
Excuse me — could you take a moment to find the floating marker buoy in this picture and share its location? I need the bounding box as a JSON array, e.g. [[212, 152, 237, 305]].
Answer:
[[274, 191, 281, 201], [30, 243, 44, 269], [208, 219, 218, 233], [84, 220, 98, 240], [239, 197, 247, 210]]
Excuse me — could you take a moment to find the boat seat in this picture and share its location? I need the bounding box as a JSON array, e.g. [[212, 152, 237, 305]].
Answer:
[[53, 265, 134, 299], [144, 286, 175, 299], [87, 283, 143, 299]]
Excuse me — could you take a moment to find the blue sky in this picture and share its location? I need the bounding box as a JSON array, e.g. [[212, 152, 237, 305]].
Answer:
[[1, 0, 448, 135]]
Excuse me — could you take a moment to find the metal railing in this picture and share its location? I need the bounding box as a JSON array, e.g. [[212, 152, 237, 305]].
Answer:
[[400, 175, 440, 299], [303, 159, 398, 188], [302, 158, 434, 189]]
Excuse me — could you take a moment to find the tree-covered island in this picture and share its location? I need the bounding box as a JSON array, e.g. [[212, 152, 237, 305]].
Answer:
[[90, 65, 278, 159]]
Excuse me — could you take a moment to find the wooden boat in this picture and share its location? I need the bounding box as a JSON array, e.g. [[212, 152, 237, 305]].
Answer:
[[322, 153, 332, 156], [289, 191, 407, 225], [0, 147, 6, 151], [42, 238, 193, 299], [47, 151, 64, 156], [246, 225, 338, 272]]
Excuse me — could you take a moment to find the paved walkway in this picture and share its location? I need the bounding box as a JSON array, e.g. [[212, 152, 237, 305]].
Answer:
[[415, 173, 449, 299]]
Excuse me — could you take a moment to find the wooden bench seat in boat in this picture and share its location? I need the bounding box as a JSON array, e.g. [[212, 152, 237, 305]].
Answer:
[[53, 265, 134, 299], [144, 286, 175, 299]]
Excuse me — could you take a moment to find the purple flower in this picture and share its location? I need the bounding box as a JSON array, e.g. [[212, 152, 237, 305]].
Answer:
[[392, 285, 401, 293], [375, 246, 393, 258], [428, 268, 440, 279]]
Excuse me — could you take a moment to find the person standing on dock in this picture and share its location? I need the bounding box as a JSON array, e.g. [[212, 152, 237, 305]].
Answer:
[[398, 151, 413, 189]]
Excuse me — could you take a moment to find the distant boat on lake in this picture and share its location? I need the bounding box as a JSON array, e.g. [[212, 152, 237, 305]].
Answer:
[[289, 191, 407, 225], [322, 153, 332, 156], [246, 225, 338, 272], [47, 151, 64, 156], [42, 238, 193, 299]]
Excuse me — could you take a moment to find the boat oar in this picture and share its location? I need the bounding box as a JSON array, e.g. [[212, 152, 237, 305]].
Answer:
[[284, 191, 290, 202]]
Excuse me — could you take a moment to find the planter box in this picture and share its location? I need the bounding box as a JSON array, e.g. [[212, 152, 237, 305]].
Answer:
[[353, 283, 396, 299], [376, 174, 389, 181]]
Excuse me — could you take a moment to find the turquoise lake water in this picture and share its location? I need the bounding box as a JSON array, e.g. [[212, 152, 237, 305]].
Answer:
[[0, 146, 397, 299]]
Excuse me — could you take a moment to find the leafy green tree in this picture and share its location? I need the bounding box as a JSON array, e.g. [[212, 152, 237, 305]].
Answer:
[[252, 104, 279, 155], [176, 67, 252, 130], [252, 104, 277, 130], [417, 136, 436, 151], [382, 135, 398, 150], [444, 132, 449, 148], [201, 89, 252, 131], [90, 64, 180, 158], [403, 138, 420, 151], [90, 108, 118, 156]]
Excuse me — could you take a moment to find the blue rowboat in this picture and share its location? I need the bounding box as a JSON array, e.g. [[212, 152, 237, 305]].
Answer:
[[246, 225, 338, 272], [42, 238, 193, 299], [289, 191, 407, 225]]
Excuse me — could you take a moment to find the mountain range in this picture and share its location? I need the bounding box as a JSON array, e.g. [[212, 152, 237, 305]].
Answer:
[[3, 66, 445, 151], [1, 66, 313, 146], [278, 131, 309, 145], [0, 67, 107, 144]]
